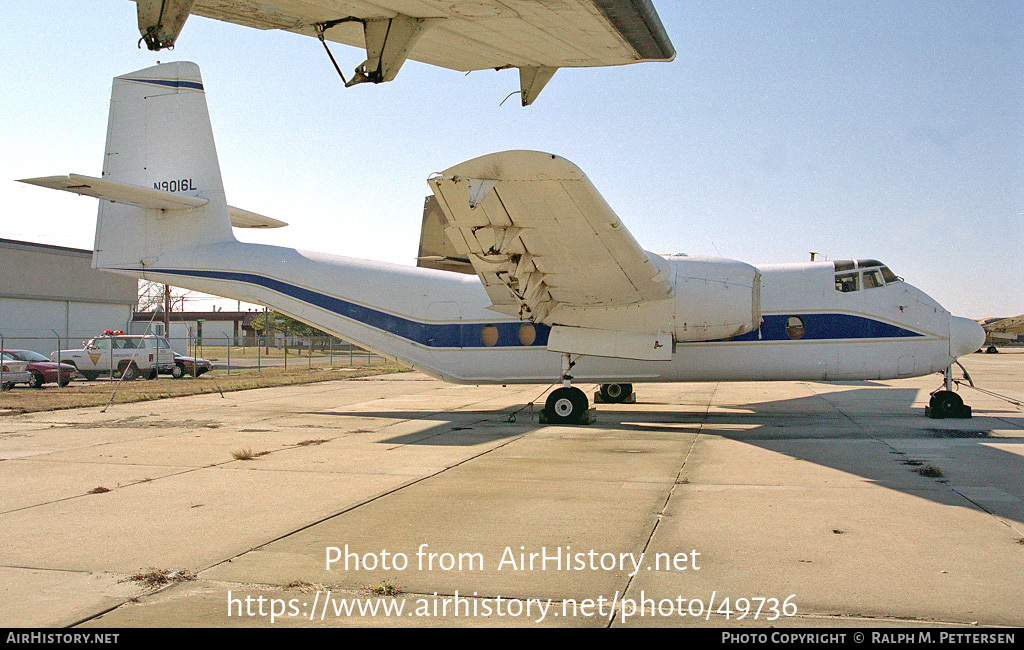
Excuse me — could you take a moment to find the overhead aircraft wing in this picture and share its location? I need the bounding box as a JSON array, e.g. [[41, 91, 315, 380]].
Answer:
[[132, 0, 675, 105], [427, 151, 672, 324]]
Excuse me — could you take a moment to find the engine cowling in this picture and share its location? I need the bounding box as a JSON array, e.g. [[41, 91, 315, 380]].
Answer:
[[671, 255, 761, 342]]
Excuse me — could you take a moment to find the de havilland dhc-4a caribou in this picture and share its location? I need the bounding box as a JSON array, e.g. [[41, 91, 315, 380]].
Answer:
[[20, 62, 986, 423]]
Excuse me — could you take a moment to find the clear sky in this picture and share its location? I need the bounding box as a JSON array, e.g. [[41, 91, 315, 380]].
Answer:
[[2, 1, 1021, 318]]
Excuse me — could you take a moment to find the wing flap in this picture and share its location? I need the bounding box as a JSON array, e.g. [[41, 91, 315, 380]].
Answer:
[[428, 150, 672, 326]]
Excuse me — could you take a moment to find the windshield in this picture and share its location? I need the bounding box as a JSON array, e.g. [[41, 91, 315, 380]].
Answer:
[[834, 260, 902, 292], [9, 350, 49, 362]]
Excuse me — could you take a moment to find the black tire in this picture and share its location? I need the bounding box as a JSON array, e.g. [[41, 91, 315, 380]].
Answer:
[[600, 383, 633, 404], [544, 387, 589, 424], [171, 364, 185, 379], [58, 379, 71, 388], [27, 371, 45, 389], [986, 346, 999, 354], [119, 363, 139, 381], [930, 391, 964, 417], [82, 372, 98, 381], [1, 382, 14, 391]]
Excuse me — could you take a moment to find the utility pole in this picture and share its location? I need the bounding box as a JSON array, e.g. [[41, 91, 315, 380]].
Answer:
[[164, 285, 171, 338]]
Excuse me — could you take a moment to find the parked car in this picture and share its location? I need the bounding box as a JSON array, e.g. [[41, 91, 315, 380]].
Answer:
[[1, 352, 32, 390], [51, 331, 174, 381], [165, 352, 214, 378], [1, 349, 78, 388]]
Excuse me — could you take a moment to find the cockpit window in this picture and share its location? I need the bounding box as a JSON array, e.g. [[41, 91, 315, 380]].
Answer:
[[834, 259, 901, 292], [835, 271, 859, 293], [863, 269, 883, 289]]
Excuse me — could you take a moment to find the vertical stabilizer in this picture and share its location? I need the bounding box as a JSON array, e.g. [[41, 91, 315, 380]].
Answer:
[[93, 61, 234, 270]]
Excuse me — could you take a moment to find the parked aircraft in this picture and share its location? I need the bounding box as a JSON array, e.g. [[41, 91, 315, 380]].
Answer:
[[19, 62, 986, 422], [980, 315, 1024, 353], [129, 0, 675, 105]]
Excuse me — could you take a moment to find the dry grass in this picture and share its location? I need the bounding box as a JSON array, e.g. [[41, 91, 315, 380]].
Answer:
[[369, 581, 401, 596], [0, 365, 408, 414], [915, 464, 945, 478], [122, 568, 197, 588], [284, 579, 326, 592]]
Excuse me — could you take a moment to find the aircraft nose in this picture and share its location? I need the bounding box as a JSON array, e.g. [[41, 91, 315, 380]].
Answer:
[[950, 316, 986, 359]]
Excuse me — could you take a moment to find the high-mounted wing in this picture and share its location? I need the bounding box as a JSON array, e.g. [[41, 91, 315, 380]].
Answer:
[[132, 0, 675, 105], [427, 150, 672, 326]]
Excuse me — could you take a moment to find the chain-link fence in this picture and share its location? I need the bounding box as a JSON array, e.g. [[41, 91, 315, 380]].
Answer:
[[1, 334, 388, 386], [182, 335, 390, 374]]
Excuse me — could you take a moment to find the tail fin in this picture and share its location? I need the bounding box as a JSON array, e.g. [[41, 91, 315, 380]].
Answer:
[[93, 61, 234, 269]]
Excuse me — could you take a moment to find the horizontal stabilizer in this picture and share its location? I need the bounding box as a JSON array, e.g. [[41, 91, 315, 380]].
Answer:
[[19, 174, 208, 211], [19, 175, 286, 229], [227, 206, 287, 229]]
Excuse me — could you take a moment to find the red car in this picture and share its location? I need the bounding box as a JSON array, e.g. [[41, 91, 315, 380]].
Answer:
[[1, 349, 79, 388]]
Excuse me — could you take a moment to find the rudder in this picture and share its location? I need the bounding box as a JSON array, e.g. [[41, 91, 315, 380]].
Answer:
[[93, 61, 233, 270]]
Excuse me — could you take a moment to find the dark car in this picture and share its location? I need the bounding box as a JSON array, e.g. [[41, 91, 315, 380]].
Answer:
[[166, 353, 213, 379], [2, 349, 79, 388]]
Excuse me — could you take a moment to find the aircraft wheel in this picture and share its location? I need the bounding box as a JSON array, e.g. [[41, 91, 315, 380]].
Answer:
[[929, 391, 964, 417], [600, 383, 632, 404], [986, 346, 998, 354], [544, 387, 589, 424]]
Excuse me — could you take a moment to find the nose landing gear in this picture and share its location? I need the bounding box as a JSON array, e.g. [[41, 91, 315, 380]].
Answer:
[[926, 365, 972, 419]]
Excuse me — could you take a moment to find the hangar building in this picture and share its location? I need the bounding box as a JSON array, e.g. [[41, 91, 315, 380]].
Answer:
[[0, 239, 138, 355]]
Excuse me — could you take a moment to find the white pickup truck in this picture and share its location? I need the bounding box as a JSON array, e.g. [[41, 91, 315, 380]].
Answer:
[[51, 332, 175, 381]]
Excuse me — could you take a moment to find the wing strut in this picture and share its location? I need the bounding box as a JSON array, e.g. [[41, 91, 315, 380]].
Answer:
[[316, 20, 356, 85], [315, 15, 438, 88]]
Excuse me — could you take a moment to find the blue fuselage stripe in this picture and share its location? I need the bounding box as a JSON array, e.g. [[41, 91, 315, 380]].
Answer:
[[148, 269, 924, 349], [152, 268, 549, 349], [124, 78, 204, 91]]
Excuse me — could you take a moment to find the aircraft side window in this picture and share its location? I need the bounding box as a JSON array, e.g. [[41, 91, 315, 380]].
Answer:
[[518, 323, 536, 346], [481, 325, 499, 347], [786, 316, 806, 340], [880, 267, 899, 283], [835, 272, 859, 292], [863, 269, 883, 289]]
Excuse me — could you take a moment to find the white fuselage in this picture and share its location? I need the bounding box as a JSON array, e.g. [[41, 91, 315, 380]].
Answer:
[[123, 241, 959, 386]]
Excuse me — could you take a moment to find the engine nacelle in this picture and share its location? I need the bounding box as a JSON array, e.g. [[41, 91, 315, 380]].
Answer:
[[671, 255, 761, 342]]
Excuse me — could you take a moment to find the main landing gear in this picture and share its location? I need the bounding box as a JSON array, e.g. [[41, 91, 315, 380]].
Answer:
[[540, 355, 638, 424], [926, 365, 972, 419], [541, 354, 594, 425], [597, 383, 635, 404]]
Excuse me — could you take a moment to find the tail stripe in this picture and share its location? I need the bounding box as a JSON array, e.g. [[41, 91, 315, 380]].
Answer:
[[122, 77, 204, 91]]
